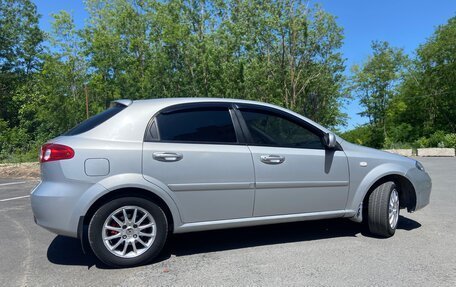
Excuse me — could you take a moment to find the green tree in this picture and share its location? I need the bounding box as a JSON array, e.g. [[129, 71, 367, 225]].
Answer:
[[1, 0, 349, 161], [0, 0, 44, 125], [81, 0, 347, 127], [394, 17, 456, 138], [340, 125, 372, 146], [0, 0, 44, 161], [350, 41, 408, 147]]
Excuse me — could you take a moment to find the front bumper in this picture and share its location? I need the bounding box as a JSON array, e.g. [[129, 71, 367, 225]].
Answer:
[[406, 168, 432, 211]]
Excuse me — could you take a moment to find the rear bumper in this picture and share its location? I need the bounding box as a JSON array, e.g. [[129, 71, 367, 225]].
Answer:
[[406, 168, 432, 211], [31, 180, 95, 238]]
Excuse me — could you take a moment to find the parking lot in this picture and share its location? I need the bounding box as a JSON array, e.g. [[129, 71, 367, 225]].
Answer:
[[1, 157, 455, 286]]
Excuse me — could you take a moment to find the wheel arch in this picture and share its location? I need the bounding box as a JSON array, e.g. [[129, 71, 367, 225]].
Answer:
[[347, 162, 418, 218], [362, 174, 417, 213], [73, 173, 183, 253], [77, 186, 178, 254], [82, 187, 175, 232]]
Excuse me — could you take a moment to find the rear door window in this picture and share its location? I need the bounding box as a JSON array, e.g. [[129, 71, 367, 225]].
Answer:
[[156, 108, 237, 143]]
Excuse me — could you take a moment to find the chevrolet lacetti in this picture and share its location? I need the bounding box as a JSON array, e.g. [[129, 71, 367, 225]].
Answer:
[[31, 98, 431, 267]]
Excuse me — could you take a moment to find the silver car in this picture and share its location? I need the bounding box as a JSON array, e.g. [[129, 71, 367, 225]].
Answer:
[[31, 98, 431, 267]]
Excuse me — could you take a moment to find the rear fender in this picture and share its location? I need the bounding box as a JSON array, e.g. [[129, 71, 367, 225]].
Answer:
[[71, 173, 183, 229]]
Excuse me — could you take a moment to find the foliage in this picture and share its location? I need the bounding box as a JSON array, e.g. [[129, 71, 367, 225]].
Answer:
[[0, 0, 44, 126], [79, 0, 347, 126], [350, 41, 409, 148], [443, 134, 456, 148], [1, 1, 455, 162], [0, 0, 45, 162], [348, 17, 456, 149], [394, 17, 456, 139], [340, 125, 371, 146], [1, 0, 350, 162], [412, 131, 456, 149]]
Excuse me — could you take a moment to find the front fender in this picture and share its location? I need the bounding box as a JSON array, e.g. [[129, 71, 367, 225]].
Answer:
[[347, 163, 409, 213]]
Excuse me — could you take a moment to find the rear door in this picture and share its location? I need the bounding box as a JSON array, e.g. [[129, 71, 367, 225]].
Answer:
[[236, 105, 349, 216], [142, 103, 255, 223]]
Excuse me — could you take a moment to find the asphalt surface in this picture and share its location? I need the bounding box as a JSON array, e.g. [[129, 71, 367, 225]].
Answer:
[[1, 157, 455, 286]]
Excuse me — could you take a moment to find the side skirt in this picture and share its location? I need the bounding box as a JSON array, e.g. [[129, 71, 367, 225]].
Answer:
[[174, 210, 356, 234]]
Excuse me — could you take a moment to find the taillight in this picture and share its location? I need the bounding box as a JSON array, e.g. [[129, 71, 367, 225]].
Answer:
[[39, 143, 75, 163]]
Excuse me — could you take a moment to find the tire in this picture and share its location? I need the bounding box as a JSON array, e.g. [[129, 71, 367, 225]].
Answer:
[[88, 197, 168, 267], [367, 181, 400, 238]]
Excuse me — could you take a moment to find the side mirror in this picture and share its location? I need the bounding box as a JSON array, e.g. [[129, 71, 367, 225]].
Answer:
[[323, 132, 337, 149]]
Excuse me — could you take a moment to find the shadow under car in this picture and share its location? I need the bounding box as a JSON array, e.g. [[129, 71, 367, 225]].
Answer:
[[47, 216, 421, 269]]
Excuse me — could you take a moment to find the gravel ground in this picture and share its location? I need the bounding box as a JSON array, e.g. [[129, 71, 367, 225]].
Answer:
[[0, 162, 39, 179], [0, 157, 455, 286]]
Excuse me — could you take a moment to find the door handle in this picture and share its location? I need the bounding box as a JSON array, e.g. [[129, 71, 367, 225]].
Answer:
[[260, 155, 285, 165], [153, 152, 183, 162]]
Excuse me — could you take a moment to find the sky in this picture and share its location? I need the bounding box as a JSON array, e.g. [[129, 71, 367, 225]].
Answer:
[[33, 0, 456, 131]]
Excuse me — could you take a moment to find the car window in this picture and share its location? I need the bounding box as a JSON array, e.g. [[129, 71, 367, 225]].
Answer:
[[157, 108, 237, 143], [240, 109, 324, 149], [64, 103, 126, 136]]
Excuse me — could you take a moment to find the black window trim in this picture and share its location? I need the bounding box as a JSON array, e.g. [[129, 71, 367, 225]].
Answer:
[[234, 103, 339, 151], [143, 101, 341, 150], [143, 102, 246, 145]]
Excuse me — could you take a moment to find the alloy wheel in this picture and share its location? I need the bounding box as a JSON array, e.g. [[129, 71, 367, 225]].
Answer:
[[102, 205, 156, 258]]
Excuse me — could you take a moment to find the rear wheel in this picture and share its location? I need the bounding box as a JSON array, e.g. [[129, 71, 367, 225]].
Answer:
[[88, 197, 167, 267], [367, 181, 400, 237]]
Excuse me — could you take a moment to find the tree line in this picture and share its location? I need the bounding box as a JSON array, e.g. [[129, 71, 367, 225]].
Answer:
[[1, 0, 346, 161], [0, 0, 455, 162], [345, 18, 456, 149]]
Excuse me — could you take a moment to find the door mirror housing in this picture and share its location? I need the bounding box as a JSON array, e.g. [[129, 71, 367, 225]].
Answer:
[[323, 132, 337, 149]]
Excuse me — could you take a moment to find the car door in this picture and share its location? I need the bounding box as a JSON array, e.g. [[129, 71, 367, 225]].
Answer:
[[142, 103, 255, 223], [236, 105, 349, 216]]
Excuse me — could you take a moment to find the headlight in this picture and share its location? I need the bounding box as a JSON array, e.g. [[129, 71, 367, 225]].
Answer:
[[416, 161, 425, 171]]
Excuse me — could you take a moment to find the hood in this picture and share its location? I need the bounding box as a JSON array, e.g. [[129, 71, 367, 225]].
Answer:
[[340, 140, 415, 165]]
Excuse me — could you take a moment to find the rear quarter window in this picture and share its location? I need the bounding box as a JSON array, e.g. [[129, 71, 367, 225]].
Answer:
[[64, 103, 126, 136]]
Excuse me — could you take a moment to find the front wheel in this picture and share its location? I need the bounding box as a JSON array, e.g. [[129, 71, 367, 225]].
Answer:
[[367, 181, 400, 237], [88, 197, 168, 267]]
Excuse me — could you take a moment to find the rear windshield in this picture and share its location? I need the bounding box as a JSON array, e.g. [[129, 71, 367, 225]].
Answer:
[[64, 103, 126, 136]]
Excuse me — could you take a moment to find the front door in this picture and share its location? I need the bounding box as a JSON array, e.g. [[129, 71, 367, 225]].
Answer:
[[237, 106, 349, 216]]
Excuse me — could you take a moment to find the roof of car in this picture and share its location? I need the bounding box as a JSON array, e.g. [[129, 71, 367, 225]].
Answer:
[[131, 97, 271, 107], [125, 97, 330, 134]]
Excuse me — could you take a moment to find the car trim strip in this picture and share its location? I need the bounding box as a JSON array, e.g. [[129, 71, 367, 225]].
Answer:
[[256, 180, 349, 189], [168, 182, 254, 191], [168, 180, 348, 191]]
